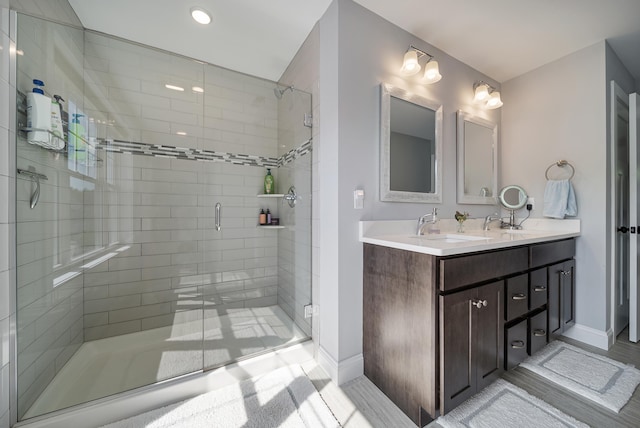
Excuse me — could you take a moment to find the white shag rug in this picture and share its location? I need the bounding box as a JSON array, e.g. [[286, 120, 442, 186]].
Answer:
[[436, 379, 588, 428], [103, 365, 340, 428], [520, 340, 640, 412]]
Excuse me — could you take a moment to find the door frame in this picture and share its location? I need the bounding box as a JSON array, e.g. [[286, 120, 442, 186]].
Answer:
[[610, 80, 630, 342], [630, 92, 639, 342]]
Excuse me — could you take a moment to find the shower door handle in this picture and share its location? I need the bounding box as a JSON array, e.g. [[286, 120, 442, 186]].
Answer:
[[215, 202, 221, 231]]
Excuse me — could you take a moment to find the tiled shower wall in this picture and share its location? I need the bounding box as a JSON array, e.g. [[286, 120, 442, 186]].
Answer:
[[80, 33, 290, 340]]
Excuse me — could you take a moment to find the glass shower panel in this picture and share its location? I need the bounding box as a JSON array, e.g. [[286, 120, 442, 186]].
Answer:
[[15, 15, 86, 419], [79, 32, 206, 394], [201, 70, 312, 370], [276, 89, 313, 337]]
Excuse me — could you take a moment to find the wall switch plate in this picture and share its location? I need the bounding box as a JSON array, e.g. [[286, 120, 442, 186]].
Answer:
[[354, 189, 364, 209]]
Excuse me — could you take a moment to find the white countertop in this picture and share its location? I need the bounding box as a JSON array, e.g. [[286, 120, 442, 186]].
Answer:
[[359, 218, 580, 256]]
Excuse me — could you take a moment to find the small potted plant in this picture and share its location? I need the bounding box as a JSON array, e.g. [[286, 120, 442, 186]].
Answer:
[[455, 211, 470, 233]]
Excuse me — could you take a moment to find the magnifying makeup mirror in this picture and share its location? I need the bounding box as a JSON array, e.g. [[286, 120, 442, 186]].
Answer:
[[498, 185, 528, 229]]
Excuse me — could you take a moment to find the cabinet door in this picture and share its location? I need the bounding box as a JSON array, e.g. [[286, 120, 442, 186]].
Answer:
[[440, 287, 475, 414], [440, 281, 503, 414], [475, 281, 504, 390], [548, 260, 575, 337], [562, 260, 576, 330], [548, 262, 563, 336]]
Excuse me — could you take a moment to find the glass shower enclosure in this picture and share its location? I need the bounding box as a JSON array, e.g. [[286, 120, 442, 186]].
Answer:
[[14, 14, 312, 420]]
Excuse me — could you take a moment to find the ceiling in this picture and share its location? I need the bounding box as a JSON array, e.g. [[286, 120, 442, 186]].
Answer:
[[67, 0, 640, 84]]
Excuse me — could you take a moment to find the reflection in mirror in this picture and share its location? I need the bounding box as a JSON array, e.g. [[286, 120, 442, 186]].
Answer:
[[380, 84, 442, 203], [457, 110, 498, 204]]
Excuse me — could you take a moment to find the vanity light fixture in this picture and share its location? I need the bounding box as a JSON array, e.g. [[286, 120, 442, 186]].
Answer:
[[473, 81, 503, 109], [190, 7, 212, 25], [400, 45, 442, 84]]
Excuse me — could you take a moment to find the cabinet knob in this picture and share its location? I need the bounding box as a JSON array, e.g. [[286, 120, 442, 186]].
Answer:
[[512, 293, 527, 300], [533, 329, 546, 337], [511, 340, 525, 349], [533, 285, 547, 292], [471, 299, 488, 309]]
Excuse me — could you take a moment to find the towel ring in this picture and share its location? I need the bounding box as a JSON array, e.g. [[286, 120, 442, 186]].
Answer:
[[545, 160, 575, 180]]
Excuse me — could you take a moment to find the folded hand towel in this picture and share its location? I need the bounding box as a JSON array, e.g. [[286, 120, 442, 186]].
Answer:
[[543, 179, 578, 219]]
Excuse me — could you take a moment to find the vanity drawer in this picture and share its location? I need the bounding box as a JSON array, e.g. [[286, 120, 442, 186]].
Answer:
[[505, 319, 528, 370], [529, 310, 548, 356], [505, 274, 529, 322], [530, 239, 575, 269], [439, 247, 528, 292], [529, 268, 548, 310]]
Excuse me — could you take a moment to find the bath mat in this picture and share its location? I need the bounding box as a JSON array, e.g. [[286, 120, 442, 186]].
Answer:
[[436, 379, 588, 428], [103, 365, 339, 428], [520, 340, 640, 412]]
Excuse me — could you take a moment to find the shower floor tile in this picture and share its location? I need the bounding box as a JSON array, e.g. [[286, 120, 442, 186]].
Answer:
[[24, 305, 307, 419]]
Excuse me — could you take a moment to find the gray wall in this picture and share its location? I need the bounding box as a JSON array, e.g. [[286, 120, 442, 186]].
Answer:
[[502, 41, 636, 347], [317, 0, 502, 382]]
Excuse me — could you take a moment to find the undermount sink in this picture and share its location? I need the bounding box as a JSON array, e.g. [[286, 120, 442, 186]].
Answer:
[[410, 234, 492, 243]]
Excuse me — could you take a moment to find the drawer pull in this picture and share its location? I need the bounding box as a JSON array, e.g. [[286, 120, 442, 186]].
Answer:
[[511, 340, 525, 349], [533, 329, 546, 337], [471, 299, 488, 309], [533, 286, 547, 292], [512, 293, 527, 300]]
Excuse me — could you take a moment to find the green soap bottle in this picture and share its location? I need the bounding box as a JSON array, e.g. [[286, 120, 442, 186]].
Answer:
[[264, 168, 275, 194]]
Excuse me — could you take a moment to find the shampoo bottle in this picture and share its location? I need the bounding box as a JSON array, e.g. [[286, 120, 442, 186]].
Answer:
[[26, 79, 52, 147], [266, 209, 271, 224], [264, 168, 274, 194], [259, 209, 267, 225]]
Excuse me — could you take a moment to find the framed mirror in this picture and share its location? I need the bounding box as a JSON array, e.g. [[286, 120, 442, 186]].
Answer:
[[380, 83, 443, 203], [456, 110, 498, 204]]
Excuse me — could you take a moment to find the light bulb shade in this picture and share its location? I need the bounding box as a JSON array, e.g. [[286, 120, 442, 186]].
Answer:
[[486, 91, 503, 109], [474, 84, 489, 102], [400, 50, 421, 76], [423, 60, 442, 83]]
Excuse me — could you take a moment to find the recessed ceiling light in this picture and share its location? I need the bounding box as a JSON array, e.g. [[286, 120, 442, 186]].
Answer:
[[176, 131, 187, 136], [192, 86, 204, 93], [190, 7, 211, 25], [165, 84, 184, 91]]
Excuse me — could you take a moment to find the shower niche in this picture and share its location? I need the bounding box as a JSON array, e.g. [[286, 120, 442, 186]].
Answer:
[[14, 14, 313, 421]]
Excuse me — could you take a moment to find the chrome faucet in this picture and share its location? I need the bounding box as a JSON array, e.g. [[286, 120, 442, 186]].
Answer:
[[483, 213, 502, 231], [417, 208, 438, 235]]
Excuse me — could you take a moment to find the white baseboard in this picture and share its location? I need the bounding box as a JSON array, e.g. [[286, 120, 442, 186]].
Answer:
[[562, 323, 613, 350], [317, 346, 363, 386]]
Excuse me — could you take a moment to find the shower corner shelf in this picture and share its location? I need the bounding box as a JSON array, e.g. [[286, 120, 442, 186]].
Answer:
[[258, 225, 285, 229], [257, 193, 285, 198]]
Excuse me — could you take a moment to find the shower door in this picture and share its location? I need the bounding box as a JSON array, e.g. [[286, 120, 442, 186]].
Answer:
[[15, 17, 206, 419]]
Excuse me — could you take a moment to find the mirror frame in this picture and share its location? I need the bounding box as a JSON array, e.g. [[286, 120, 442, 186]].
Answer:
[[456, 110, 498, 204], [498, 185, 528, 210], [380, 83, 443, 203]]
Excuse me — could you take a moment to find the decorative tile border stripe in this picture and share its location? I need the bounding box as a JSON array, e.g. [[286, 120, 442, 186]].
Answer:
[[278, 139, 313, 167], [96, 138, 312, 168]]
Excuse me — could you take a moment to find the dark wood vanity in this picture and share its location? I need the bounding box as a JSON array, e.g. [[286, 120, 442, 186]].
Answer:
[[363, 238, 575, 426]]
